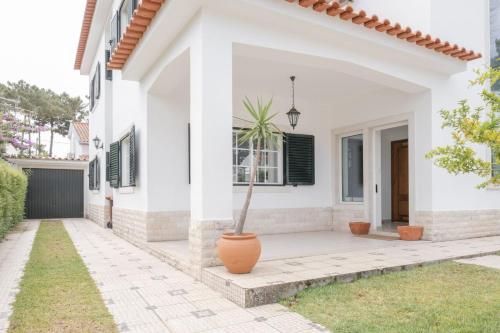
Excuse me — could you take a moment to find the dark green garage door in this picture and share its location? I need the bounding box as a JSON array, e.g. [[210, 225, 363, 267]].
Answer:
[[24, 168, 84, 219]]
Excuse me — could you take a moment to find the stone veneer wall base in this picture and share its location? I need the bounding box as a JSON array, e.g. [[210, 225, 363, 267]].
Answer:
[[415, 210, 500, 241], [87, 204, 109, 228], [332, 207, 367, 232], [189, 219, 234, 279], [234, 207, 333, 234]]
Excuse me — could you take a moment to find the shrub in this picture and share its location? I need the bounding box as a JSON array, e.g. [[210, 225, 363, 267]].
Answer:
[[0, 160, 28, 240]]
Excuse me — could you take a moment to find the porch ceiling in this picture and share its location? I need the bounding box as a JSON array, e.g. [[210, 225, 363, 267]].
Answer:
[[234, 44, 427, 94]]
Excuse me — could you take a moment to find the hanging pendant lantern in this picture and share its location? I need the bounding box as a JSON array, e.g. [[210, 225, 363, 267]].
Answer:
[[287, 76, 300, 130]]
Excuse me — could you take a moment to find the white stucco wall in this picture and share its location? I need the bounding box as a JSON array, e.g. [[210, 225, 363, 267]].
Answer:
[[82, 0, 498, 233]]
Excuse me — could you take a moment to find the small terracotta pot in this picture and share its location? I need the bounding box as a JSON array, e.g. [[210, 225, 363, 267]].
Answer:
[[217, 233, 261, 274], [397, 226, 424, 241], [349, 222, 371, 235]]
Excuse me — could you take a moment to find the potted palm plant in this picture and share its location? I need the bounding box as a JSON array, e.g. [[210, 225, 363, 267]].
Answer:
[[217, 97, 281, 274]]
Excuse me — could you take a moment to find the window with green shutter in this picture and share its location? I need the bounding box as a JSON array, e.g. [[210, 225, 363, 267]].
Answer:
[[116, 126, 137, 188], [109, 141, 120, 188], [106, 151, 110, 182], [284, 133, 315, 185], [89, 157, 100, 191], [89, 159, 95, 190]]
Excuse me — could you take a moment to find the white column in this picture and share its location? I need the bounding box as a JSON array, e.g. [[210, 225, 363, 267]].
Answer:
[[189, 17, 233, 273]]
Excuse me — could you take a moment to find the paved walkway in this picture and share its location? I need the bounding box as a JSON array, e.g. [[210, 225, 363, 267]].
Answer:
[[456, 255, 500, 269], [0, 221, 39, 333], [64, 219, 327, 333]]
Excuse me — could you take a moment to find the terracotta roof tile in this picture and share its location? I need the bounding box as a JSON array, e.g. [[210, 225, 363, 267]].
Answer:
[[76, 0, 481, 72], [6, 155, 89, 162], [286, 0, 481, 62], [72, 122, 89, 144], [74, 0, 97, 70]]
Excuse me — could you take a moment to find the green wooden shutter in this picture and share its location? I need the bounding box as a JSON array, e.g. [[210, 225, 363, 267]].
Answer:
[[106, 151, 110, 181], [284, 133, 315, 185], [110, 141, 120, 188], [129, 126, 136, 186], [88, 160, 95, 190]]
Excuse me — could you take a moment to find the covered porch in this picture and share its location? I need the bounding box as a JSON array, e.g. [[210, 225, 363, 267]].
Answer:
[[143, 40, 435, 275], [138, 0, 470, 280]]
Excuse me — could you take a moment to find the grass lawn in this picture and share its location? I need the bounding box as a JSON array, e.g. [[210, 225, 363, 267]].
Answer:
[[282, 262, 500, 333], [8, 221, 117, 333]]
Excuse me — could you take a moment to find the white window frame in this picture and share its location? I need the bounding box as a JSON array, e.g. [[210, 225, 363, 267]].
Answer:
[[339, 131, 364, 204], [232, 129, 283, 186]]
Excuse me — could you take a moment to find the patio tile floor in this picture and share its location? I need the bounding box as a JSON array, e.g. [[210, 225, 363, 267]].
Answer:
[[203, 234, 500, 307], [0, 221, 40, 333], [64, 219, 326, 333]]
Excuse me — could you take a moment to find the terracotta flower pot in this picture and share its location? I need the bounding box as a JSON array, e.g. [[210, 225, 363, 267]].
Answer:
[[217, 233, 261, 274], [349, 222, 371, 235], [397, 226, 424, 241]]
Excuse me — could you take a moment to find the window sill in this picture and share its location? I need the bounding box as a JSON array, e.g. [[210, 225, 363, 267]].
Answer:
[[91, 190, 100, 194], [233, 186, 291, 194], [118, 187, 134, 194], [334, 202, 365, 209]]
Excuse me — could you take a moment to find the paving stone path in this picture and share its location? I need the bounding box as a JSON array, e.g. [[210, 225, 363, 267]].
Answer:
[[456, 255, 500, 270], [64, 219, 327, 333], [0, 221, 40, 333]]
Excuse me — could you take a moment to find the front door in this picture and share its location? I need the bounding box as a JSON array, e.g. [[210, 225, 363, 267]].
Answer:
[[391, 140, 409, 222]]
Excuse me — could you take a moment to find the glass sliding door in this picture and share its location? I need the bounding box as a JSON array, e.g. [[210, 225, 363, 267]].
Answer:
[[342, 134, 364, 202]]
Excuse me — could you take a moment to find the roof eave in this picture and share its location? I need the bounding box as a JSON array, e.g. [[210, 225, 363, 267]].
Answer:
[[75, 0, 114, 75]]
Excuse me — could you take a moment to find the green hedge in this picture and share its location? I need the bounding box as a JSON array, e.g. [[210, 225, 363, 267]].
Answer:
[[0, 160, 28, 240]]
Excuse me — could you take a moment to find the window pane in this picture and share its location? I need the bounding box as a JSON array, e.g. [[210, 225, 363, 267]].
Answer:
[[257, 168, 266, 183], [232, 130, 282, 185], [267, 168, 278, 183], [267, 152, 278, 167], [237, 167, 250, 183], [237, 149, 251, 166], [238, 136, 250, 149], [266, 138, 278, 151], [342, 134, 363, 202]]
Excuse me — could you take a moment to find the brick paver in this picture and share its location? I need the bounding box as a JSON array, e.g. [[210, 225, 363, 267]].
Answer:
[[64, 219, 327, 333], [0, 221, 40, 333]]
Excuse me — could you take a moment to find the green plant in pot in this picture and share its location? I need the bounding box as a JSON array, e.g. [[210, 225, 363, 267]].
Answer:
[[217, 97, 281, 274]]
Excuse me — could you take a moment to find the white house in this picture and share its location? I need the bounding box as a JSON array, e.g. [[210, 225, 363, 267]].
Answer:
[[68, 122, 90, 160], [75, 0, 500, 275]]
